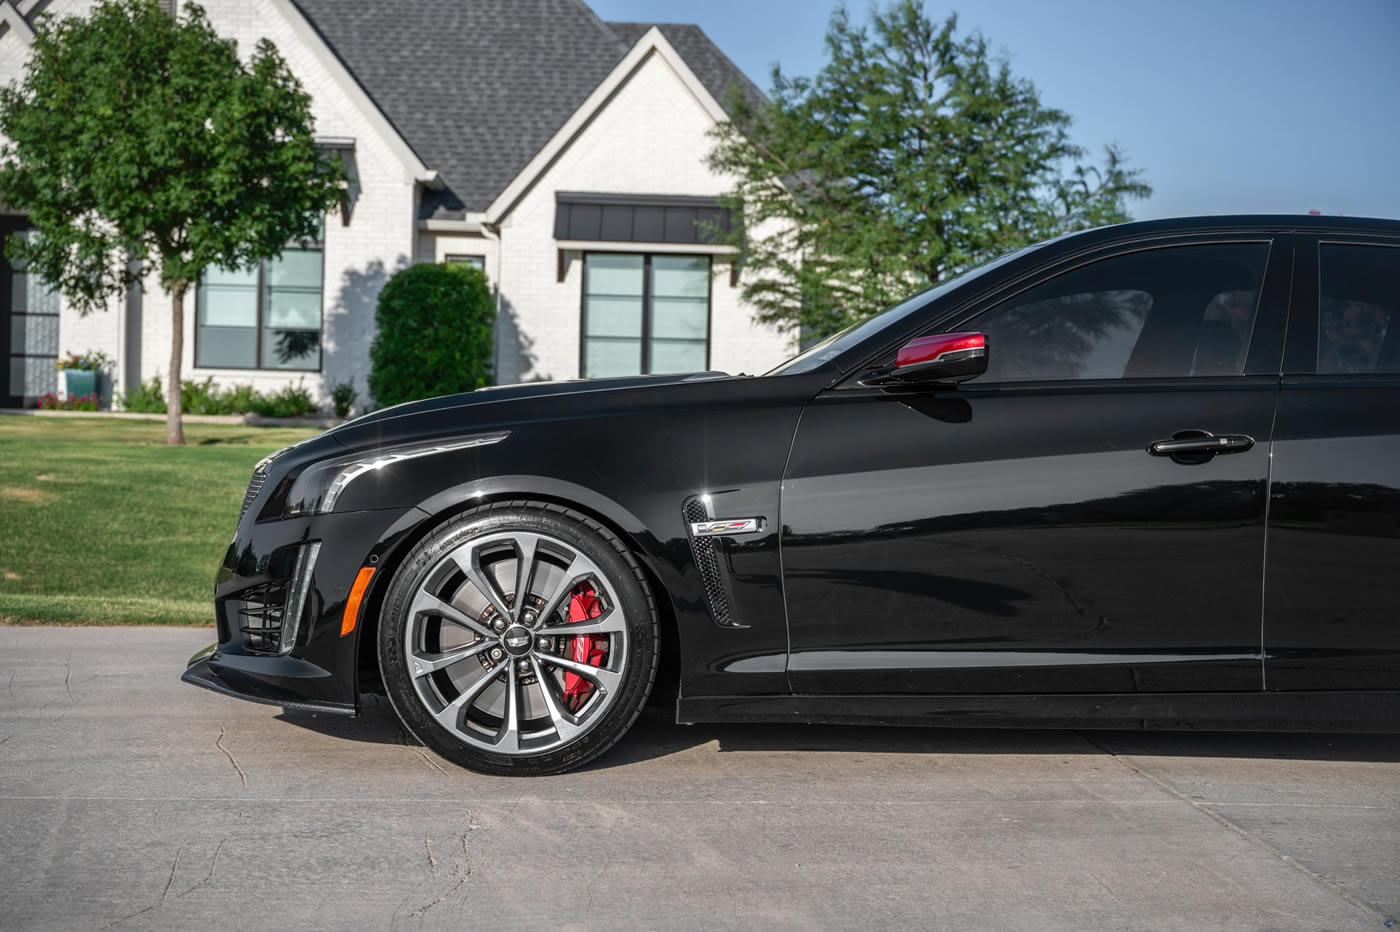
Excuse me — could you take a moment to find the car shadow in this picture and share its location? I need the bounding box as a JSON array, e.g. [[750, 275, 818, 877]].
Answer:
[[275, 694, 1400, 770]]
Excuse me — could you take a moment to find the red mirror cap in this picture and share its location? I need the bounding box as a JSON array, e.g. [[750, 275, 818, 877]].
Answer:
[[896, 332, 986, 369]]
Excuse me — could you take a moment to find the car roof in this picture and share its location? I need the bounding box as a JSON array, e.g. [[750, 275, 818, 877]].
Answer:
[[1049, 213, 1400, 250]]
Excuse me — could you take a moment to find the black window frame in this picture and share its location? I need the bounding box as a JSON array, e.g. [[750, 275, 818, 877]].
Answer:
[[193, 237, 326, 373], [579, 251, 713, 378]]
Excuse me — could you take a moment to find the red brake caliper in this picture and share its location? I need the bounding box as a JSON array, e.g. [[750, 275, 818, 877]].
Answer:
[[563, 584, 605, 712]]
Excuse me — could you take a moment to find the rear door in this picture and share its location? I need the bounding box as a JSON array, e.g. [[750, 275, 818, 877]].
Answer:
[[1265, 234, 1400, 690], [782, 233, 1292, 695]]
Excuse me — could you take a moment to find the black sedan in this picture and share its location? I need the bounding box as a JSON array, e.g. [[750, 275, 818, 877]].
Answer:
[[183, 214, 1400, 775]]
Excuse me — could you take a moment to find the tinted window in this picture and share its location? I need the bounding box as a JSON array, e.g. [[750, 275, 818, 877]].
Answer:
[[767, 245, 1039, 375], [1318, 244, 1400, 375], [969, 243, 1269, 382]]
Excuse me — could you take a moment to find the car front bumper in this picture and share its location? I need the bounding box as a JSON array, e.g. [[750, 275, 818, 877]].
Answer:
[[179, 504, 430, 715]]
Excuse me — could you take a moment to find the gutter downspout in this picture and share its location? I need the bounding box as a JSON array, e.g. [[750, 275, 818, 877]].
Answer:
[[483, 220, 504, 382]]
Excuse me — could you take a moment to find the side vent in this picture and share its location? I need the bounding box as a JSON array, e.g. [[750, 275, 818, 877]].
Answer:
[[239, 469, 267, 522], [683, 497, 741, 628]]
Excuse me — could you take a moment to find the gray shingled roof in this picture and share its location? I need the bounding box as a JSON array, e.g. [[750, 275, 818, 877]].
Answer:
[[288, 1, 761, 220]]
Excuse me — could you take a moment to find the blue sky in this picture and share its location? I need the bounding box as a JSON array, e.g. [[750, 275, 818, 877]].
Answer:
[[590, 0, 1400, 221]]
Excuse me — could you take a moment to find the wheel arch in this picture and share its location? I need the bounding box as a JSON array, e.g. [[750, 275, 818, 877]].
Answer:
[[352, 476, 682, 710]]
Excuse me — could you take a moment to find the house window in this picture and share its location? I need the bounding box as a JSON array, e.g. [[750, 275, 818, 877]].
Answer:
[[582, 253, 709, 377], [445, 254, 486, 271], [196, 245, 323, 371]]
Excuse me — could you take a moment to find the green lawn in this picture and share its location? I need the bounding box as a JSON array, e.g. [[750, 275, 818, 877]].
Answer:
[[0, 417, 321, 624]]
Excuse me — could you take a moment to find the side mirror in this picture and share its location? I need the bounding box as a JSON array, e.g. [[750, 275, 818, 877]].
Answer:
[[869, 332, 988, 385]]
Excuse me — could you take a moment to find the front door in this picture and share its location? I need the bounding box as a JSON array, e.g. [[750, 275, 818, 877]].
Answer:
[[0, 217, 60, 408], [783, 236, 1291, 695]]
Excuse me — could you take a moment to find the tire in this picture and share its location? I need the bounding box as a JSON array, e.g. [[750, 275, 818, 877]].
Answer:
[[378, 501, 658, 776]]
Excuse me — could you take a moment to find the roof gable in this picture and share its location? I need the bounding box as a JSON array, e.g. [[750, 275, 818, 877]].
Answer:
[[287, 1, 763, 220], [606, 22, 765, 114], [291, 0, 627, 217]]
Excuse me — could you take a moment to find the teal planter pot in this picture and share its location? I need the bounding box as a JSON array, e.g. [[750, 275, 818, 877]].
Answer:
[[62, 368, 97, 400]]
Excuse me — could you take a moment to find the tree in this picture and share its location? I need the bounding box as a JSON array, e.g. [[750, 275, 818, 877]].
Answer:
[[369, 262, 495, 407], [707, 0, 1152, 339], [0, 1, 342, 443]]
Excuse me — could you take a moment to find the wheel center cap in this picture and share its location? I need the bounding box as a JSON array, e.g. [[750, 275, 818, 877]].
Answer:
[[501, 624, 533, 656]]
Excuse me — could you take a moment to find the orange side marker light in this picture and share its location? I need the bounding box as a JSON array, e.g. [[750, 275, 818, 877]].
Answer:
[[341, 566, 376, 636]]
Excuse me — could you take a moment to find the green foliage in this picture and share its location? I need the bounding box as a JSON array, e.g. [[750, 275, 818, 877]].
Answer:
[[120, 376, 167, 414], [369, 263, 495, 406], [0, 0, 343, 442], [248, 381, 318, 418], [224, 384, 260, 415], [707, 0, 1152, 339], [120, 374, 317, 417], [181, 377, 229, 415], [0, 0, 342, 301], [329, 379, 359, 418]]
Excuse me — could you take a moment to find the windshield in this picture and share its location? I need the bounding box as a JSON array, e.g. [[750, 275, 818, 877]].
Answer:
[[765, 246, 1038, 375]]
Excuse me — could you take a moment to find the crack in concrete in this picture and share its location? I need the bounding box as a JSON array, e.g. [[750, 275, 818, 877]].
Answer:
[[424, 836, 438, 876], [178, 835, 230, 898], [1078, 732, 1392, 924], [63, 652, 72, 702], [409, 816, 476, 918], [100, 844, 182, 929], [215, 725, 248, 790]]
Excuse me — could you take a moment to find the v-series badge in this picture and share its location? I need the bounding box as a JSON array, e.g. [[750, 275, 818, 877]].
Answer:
[[689, 518, 762, 537]]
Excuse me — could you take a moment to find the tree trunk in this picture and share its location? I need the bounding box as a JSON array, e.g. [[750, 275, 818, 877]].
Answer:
[[166, 280, 187, 446]]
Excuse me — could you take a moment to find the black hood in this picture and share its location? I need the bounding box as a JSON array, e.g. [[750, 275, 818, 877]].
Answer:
[[327, 371, 735, 448]]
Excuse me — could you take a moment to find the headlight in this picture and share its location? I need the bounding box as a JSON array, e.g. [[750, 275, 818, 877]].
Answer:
[[285, 431, 509, 516]]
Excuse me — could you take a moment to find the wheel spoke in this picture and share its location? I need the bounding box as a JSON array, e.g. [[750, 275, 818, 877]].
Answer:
[[409, 641, 490, 678], [540, 604, 626, 636], [493, 662, 521, 753], [529, 655, 584, 741], [537, 652, 622, 694], [433, 657, 509, 730], [451, 545, 514, 622], [513, 535, 540, 624], [533, 553, 601, 627], [412, 590, 494, 639]]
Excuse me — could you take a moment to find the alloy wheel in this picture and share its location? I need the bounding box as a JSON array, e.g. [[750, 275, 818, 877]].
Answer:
[[403, 530, 629, 756]]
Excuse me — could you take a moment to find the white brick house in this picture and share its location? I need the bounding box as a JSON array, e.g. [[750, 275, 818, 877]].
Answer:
[[0, 0, 793, 408]]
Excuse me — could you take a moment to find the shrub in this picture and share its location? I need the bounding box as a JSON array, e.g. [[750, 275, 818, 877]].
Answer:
[[181, 377, 230, 415], [225, 383, 259, 415], [329, 379, 358, 418], [117, 375, 319, 417], [36, 392, 99, 411], [249, 380, 317, 418], [119, 375, 166, 413], [369, 262, 493, 406]]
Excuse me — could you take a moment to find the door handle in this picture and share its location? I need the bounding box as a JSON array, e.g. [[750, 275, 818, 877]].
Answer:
[[1148, 430, 1254, 459]]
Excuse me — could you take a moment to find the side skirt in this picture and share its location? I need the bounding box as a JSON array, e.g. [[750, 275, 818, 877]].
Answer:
[[676, 691, 1400, 732]]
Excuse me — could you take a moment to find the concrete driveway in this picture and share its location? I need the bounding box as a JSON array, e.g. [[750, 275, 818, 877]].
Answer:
[[1, 626, 1397, 930]]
